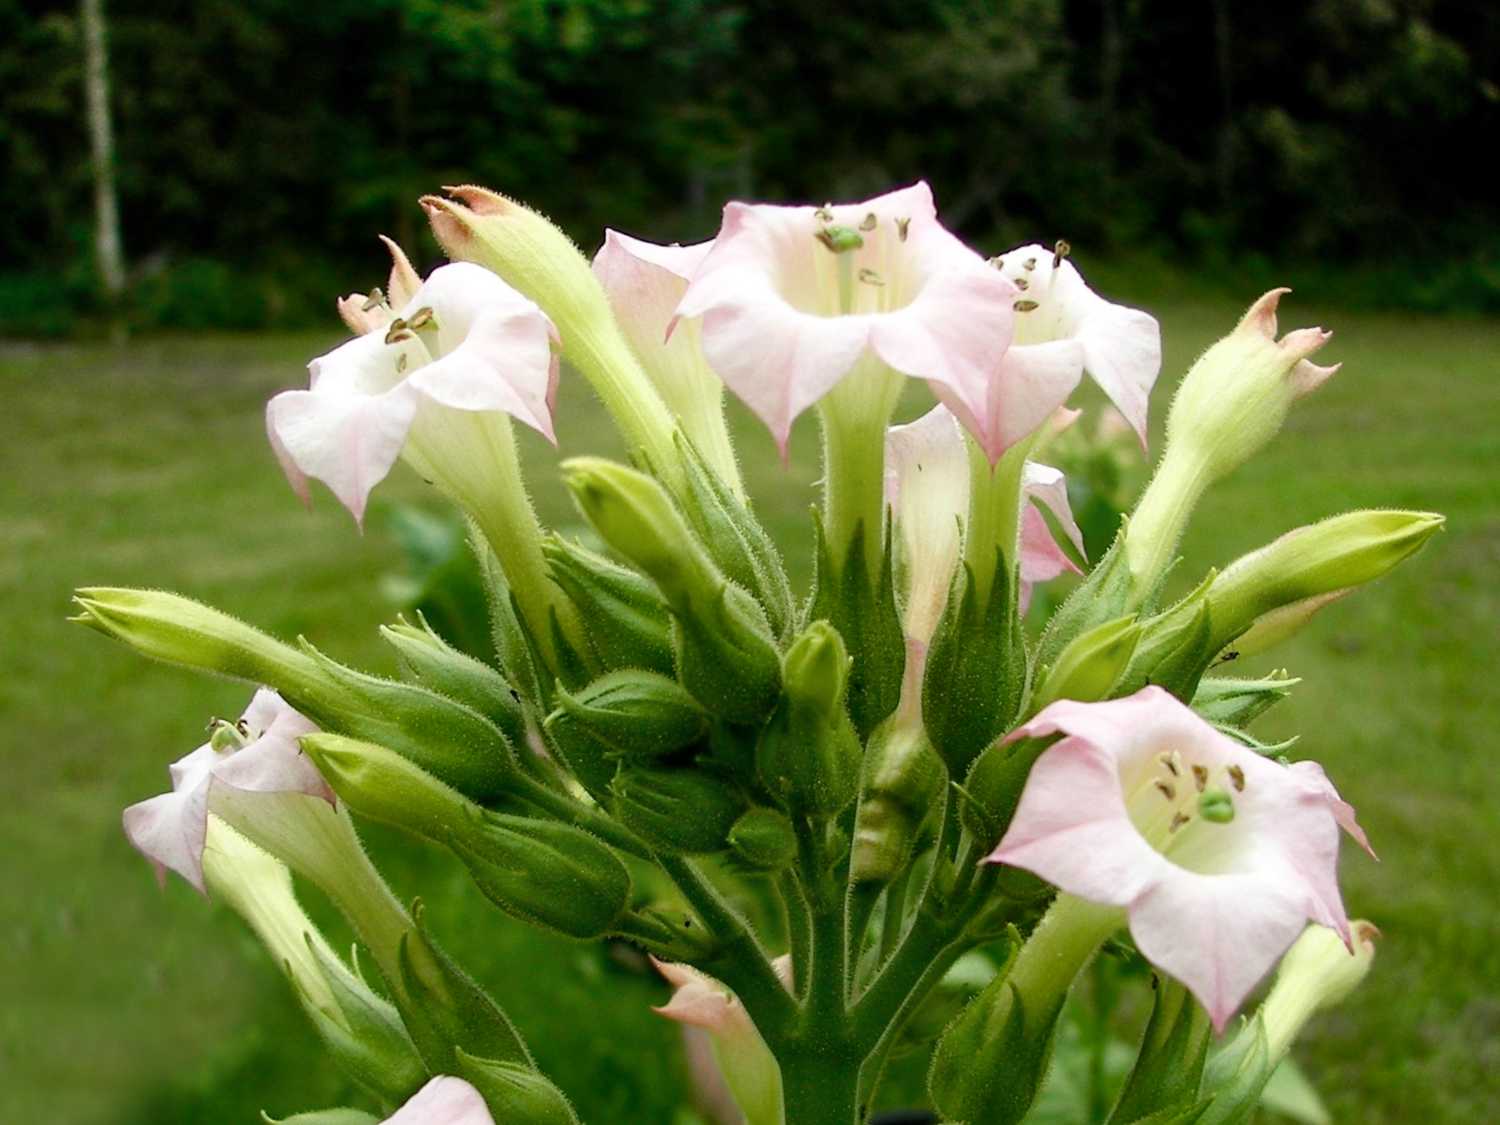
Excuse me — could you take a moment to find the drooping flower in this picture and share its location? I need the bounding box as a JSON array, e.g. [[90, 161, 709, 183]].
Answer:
[[674, 183, 1021, 456], [122, 688, 330, 893], [989, 243, 1162, 447], [885, 405, 1085, 656], [651, 955, 793, 1125], [384, 1076, 495, 1125], [267, 252, 560, 524], [987, 686, 1370, 1029]]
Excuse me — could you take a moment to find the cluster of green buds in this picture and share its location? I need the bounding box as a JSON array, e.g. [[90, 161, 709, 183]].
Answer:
[[80, 180, 1439, 1124]]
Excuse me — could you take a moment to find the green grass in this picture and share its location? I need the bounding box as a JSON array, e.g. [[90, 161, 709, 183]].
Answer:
[[0, 293, 1495, 1123]]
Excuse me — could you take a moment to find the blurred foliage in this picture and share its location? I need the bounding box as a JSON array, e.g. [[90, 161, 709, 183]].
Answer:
[[3, 0, 1499, 336]]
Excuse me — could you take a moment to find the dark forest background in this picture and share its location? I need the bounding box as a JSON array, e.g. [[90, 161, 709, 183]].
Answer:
[[3, 0, 1498, 335]]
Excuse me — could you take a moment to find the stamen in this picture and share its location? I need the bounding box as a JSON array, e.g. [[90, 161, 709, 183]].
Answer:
[[1014, 299, 1039, 313], [1053, 239, 1071, 268], [1227, 764, 1246, 792], [396, 352, 408, 374], [858, 268, 884, 287], [361, 287, 386, 312], [1157, 751, 1180, 777], [1170, 812, 1191, 833], [1191, 764, 1209, 792], [1023, 257, 1037, 271], [406, 306, 436, 331], [384, 319, 412, 345], [814, 205, 834, 222], [815, 226, 865, 254], [896, 217, 911, 241], [1154, 779, 1177, 800], [859, 212, 878, 232], [1014, 276, 1030, 291]]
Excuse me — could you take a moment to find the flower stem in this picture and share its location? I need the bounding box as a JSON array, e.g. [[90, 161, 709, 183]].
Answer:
[[818, 361, 904, 585], [963, 430, 1037, 607]]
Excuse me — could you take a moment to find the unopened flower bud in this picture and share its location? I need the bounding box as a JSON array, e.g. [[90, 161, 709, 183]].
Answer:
[[727, 807, 799, 871], [1124, 290, 1341, 598], [1114, 576, 1216, 701], [1029, 614, 1142, 714], [298, 733, 471, 841], [448, 811, 632, 939], [1207, 509, 1443, 652], [1192, 671, 1297, 728], [563, 458, 781, 723], [756, 622, 862, 817], [553, 670, 708, 762], [421, 186, 681, 486], [1106, 977, 1213, 1124], [850, 722, 945, 885], [393, 905, 533, 1073], [610, 765, 747, 855], [381, 614, 528, 746], [542, 535, 675, 676], [456, 1049, 579, 1125]]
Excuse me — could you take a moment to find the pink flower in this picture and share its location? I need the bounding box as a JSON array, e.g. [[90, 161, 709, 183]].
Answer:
[[384, 1076, 495, 1124], [267, 253, 560, 524], [987, 686, 1370, 1030], [674, 183, 1018, 456], [122, 689, 330, 893], [989, 244, 1162, 447], [885, 406, 1085, 646], [652, 956, 793, 1125]]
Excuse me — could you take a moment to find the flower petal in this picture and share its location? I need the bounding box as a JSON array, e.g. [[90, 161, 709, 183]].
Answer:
[[1022, 461, 1085, 560], [1018, 503, 1080, 614], [933, 339, 1084, 463], [123, 781, 211, 894], [384, 1076, 495, 1125], [885, 404, 970, 647], [399, 263, 560, 442], [266, 382, 418, 525]]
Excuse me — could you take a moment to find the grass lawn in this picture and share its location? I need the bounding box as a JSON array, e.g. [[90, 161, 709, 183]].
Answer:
[[1, 292, 1496, 1123]]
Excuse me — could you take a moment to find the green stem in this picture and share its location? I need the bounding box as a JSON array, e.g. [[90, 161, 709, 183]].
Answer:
[[963, 431, 1037, 608], [780, 870, 812, 1000], [818, 362, 904, 585], [1121, 445, 1212, 606], [780, 1045, 862, 1125], [1006, 893, 1124, 1008], [511, 775, 654, 861], [796, 817, 848, 1026]]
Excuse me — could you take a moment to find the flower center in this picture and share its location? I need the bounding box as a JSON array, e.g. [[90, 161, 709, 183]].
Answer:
[[1125, 748, 1249, 871], [207, 717, 252, 755], [992, 240, 1073, 344], [788, 209, 920, 319]]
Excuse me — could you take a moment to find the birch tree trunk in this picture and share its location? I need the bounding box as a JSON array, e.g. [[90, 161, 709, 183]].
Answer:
[[81, 0, 126, 301]]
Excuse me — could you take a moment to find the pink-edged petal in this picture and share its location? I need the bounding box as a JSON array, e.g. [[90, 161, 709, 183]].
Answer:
[[1288, 759, 1376, 859], [1022, 461, 1085, 560], [379, 234, 422, 309], [1128, 864, 1313, 1031], [886, 404, 970, 647], [1018, 503, 1081, 614], [594, 229, 711, 289], [1002, 685, 1190, 758], [384, 1076, 495, 1125], [697, 297, 871, 456], [123, 782, 211, 893], [266, 383, 418, 525], [934, 339, 1084, 463], [1076, 303, 1161, 448], [650, 958, 748, 1035], [986, 734, 1170, 907]]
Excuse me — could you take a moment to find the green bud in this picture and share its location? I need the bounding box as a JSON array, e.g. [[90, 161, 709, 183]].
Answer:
[[1191, 672, 1298, 727], [850, 722, 946, 885], [422, 186, 682, 489], [448, 811, 632, 938], [921, 554, 1027, 776], [727, 806, 799, 871], [553, 670, 707, 761], [69, 589, 520, 802], [929, 973, 1065, 1125], [808, 513, 905, 738], [609, 765, 746, 855], [671, 430, 795, 639], [263, 1110, 378, 1125], [1114, 574, 1217, 701], [456, 1049, 580, 1125], [380, 614, 528, 747], [757, 622, 863, 817], [299, 733, 472, 841], [1124, 290, 1341, 595], [1105, 977, 1213, 1125], [1034, 525, 1152, 670], [1030, 614, 1142, 713], [1207, 510, 1444, 652], [563, 457, 781, 723], [394, 905, 533, 1073], [542, 535, 675, 676]]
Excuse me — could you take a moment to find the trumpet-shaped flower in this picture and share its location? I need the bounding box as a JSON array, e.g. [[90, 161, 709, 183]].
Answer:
[[989, 244, 1162, 446], [122, 689, 329, 893], [267, 256, 559, 524], [674, 183, 1020, 456], [987, 686, 1369, 1030], [651, 955, 793, 1125], [885, 406, 1084, 653], [384, 1076, 495, 1124]]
